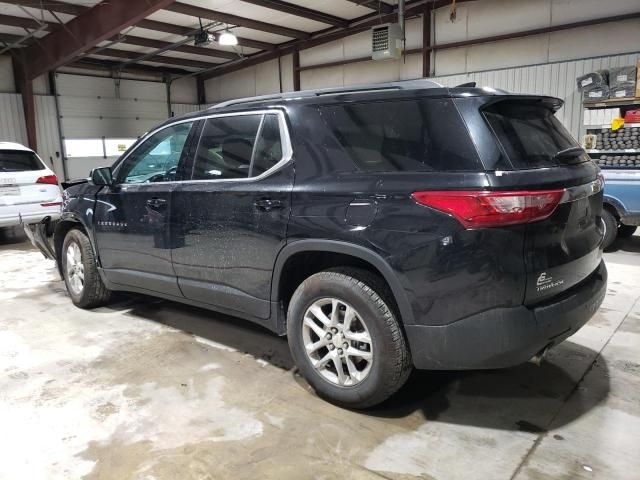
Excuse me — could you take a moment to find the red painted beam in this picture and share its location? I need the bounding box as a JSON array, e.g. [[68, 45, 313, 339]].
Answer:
[[240, 0, 349, 28], [422, 2, 432, 77], [21, 0, 177, 80], [12, 54, 37, 150]]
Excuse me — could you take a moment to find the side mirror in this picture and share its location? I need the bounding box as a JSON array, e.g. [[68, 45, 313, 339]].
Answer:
[[90, 167, 114, 186]]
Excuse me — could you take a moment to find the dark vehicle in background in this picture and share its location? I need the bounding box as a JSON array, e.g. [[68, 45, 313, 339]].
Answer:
[[26, 80, 607, 408]]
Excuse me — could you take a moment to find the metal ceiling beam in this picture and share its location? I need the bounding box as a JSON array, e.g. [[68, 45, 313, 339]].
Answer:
[[1, 0, 275, 51], [165, 2, 311, 39], [123, 36, 237, 60], [239, 0, 349, 28], [90, 47, 218, 70], [0, 12, 238, 61], [344, 1, 393, 14], [21, 0, 178, 80], [68, 58, 191, 77]]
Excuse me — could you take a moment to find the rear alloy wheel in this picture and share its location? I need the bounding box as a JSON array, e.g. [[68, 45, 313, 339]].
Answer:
[[301, 298, 374, 387], [601, 209, 618, 250], [618, 224, 637, 238], [288, 268, 412, 409], [62, 228, 112, 308]]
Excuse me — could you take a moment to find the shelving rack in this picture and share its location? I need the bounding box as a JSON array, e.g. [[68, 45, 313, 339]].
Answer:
[[583, 99, 640, 170]]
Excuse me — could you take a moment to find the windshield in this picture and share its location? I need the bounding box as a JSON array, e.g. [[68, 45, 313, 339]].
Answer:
[[483, 100, 586, 170], [0, 150, 43, 172]]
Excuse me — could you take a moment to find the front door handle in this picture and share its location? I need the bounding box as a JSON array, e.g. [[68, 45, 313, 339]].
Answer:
[[146, 197, 167, 208], [254, 198, 283, 211]]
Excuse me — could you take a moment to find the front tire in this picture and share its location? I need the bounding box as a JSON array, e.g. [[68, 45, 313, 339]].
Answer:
[[287, 268, 412, 409], [601, 209, 618, 250], [62, 228, 112, 308]]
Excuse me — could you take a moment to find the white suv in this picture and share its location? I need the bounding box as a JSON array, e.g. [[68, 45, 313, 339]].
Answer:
[[0, 142, 62, 228]]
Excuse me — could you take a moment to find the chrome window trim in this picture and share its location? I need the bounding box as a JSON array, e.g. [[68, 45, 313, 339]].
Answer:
[[114, 109, 292, 188]]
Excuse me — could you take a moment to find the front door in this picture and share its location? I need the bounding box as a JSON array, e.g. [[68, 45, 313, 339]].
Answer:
[[94, 121, 196, 296], [171, 111, 293, 320]]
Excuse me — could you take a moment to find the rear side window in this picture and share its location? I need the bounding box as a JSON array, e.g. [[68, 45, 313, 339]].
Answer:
[[320, 98, 481, 172], [483, 101, 584, 169], [192, 115, 262, 180], [0, 150, 43, 172]]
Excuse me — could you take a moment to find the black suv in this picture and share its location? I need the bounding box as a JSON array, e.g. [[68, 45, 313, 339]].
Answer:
[[27, 80, 607, 408]]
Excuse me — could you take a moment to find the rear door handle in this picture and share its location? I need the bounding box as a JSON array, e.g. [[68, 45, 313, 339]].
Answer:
[[254, 198, 283, 211], [146, 197, 167, 208]]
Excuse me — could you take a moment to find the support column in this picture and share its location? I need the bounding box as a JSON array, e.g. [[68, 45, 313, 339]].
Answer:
[[196, 75, 206, 105], [422, 4, 432, 78], [12, 54, 37, 151], [292, 48, 300, 91]]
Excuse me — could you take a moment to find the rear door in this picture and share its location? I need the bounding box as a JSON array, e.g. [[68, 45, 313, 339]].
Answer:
[[479, 98, 604, 304], [171, 111, 293, 320]]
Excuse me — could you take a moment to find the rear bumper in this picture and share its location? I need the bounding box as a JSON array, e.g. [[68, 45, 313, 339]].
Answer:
[[23, 217, 57, 260], [0, 207, 61, 228], [405, 261, 607, 370]]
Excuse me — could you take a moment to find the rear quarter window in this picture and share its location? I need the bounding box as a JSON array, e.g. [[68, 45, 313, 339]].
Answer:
[[0, 150, 43, 172], [320, 98, 481, 172]]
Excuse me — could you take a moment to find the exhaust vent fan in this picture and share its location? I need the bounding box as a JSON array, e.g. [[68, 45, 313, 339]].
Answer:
[[371, 23, 402, 61]]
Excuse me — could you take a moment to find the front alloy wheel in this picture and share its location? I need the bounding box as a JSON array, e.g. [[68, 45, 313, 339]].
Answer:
[[65, 241, 84, 295], [302, 298, 373, 387]]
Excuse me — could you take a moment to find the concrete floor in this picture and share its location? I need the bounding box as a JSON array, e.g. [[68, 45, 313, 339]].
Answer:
[[1, 226, 639, 480]]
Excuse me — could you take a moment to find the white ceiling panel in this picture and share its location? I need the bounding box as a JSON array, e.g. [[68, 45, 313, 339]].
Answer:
[[0, 25, 48, 38], [0, 4, 73, 24]]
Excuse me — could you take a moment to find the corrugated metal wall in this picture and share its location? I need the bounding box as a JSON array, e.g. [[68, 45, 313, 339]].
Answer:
[[0, 93, 27, 145], [433, 52, 640, 140], [170, 103, 204, 117]]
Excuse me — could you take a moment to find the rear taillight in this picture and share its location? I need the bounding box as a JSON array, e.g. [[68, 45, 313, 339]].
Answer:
[[36, 174, 59, 185], [412, 189, 565, 229]]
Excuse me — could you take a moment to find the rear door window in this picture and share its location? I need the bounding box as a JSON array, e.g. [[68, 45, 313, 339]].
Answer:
[[192, 115, 262, 180], [251, 114, 283, 177], [483, 101, 585, 169], [0, 150, 43, 172], [320, 98, 481, 172]]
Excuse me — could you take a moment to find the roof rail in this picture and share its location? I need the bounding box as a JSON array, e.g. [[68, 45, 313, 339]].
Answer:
[[211, 78, 444, 109]]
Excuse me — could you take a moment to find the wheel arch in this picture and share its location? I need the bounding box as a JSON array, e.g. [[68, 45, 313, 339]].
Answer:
[[603, 194, 625, 219], [53, 215, 98, 275], [271, 240, 415, 327]]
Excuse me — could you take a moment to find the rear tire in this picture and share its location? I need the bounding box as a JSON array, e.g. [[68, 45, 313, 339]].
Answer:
[[618, 224, 637, 238], [601, 209, 618, 250], [287, 267, 412, 409], [62, 228, 112, 308]]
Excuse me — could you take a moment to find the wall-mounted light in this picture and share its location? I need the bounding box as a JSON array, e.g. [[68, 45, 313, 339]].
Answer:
[[218, 30, 238, 46]]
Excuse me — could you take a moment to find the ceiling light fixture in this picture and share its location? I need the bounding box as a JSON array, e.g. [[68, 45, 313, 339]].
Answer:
[[218, 30, 238, 46]]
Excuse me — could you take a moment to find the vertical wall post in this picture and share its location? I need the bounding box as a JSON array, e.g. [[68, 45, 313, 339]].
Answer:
[[196, 75, 206, 105], [292, 48, 300, 91], [422, 3, 432, 78], [13, 53, 38, 151]]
